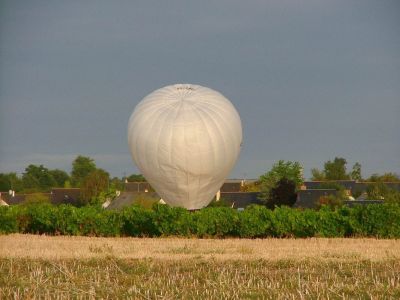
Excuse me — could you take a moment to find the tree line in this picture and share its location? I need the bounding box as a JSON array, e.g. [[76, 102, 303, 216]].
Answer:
[[1, 155, 399, 207], [0, 155, 144, 205], [252, 157, 400, 208]]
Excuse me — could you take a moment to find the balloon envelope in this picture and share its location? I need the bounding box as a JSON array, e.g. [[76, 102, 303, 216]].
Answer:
[[128, 84, 242, 209]]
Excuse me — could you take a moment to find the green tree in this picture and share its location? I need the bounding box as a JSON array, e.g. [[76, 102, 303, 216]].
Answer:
[[258, 160, 303, 203], [49, 169, 70, 187], [22, 164, 56, 192], [266, 178, 297, 208], [0, 173, 23, 192], [365, 181, 400, 203], [366, 182, 388, 200], [127, 174, 146, 182], [110, 177, 125, 191], [367, 173, 399, 182], [350, 162, 362, 181], [323, 157, 350, 180], [80, 169, 109, 205], [310, 168, 325, 181], [0, 173, 12, 191], [71, 155, 96, 187]]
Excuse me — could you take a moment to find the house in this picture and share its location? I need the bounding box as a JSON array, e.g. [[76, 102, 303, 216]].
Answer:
[[50, 188, 81, 205], [0, 192, 54, 205], [294, 189, 338, 209], [218, 192, 262, 208], [0, 193, 9, 206], [125, 182, 152, 192], [107, 180, 262, 210], [353, 182, 400, 194], [125, 179, 258, 194], [303, 180, 356, 191], [0, 193, 26, 205]]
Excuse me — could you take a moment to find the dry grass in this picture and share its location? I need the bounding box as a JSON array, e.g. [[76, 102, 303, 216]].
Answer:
[[1, 235, 400, 299], [1, 234, 400, 261]]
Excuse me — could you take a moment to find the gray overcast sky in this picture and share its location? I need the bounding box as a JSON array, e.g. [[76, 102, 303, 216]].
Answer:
[[0, 0, 399, 179]]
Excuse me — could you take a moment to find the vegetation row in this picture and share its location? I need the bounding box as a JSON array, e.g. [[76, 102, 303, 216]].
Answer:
[[1, 203, 399, 238]]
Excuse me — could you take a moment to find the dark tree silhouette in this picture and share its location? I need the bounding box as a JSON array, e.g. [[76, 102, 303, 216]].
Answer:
[[267, 178, 297, 208]]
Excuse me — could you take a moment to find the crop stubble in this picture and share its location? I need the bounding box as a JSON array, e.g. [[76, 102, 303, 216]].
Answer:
[[0, 234, 399, 299]]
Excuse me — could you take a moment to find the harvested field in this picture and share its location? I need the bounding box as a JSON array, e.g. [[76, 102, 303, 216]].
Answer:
[[1, 234, 400, 298], [1, 234, 400, 261]]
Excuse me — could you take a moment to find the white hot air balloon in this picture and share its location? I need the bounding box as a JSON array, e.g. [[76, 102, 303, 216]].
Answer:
[[128, 84, 242, 210]]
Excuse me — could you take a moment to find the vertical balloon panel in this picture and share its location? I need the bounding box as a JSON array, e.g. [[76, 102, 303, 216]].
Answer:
[[128, 84, 242, 210]]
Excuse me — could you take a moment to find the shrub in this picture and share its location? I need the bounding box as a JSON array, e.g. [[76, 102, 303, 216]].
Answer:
[[237, 205, 274, 237], [316, 206, 351, 237], [0, 206, 18, 234], [317, 194, 344, 209], [0, 203, 399, 238], [24, 193, 50, 204], [271, 206, 305, 237], [152, 204, 194, 236], [135, 195, 159, 209], [73, 206, 121, 236], [53, 204, 81, 235], [348, 203, 400, 238], [22, 203, 57, 234], [193, 207, 239, 237], [121, 205, 158, 237], [207, 198, 231, 207]]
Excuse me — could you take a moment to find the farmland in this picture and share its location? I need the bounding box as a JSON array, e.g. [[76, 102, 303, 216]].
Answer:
[[1, 235, 400, 298]]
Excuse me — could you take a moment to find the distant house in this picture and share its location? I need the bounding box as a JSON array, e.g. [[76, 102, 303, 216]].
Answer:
[[0, 193, 26, 205], [220, 179, 257, 192], [0, 193, 9, 206], [304, 180, 400, 195], [125, 182, 152, 192], [112, 179, 399, 210], [219, 192, 262, 208], [303, 180, 356, 191], [51, 188, 81, 205], [125, 180, 258, 194], [353, 182, 400, 194], [294, 189, 338, 209], [220, 180, 243, 192], [0, 192, 53, 205], [107, 180, 263, 210]]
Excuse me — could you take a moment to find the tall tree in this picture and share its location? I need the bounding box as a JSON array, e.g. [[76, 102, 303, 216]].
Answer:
[[80, 169, 109, 205], [22, 164, 56, 192], [0, 173, 11, 191], [110, 176, 125, 191], [323, 157, 350, 180], [267, 178, 297, 208], [310, 168, 325, 181], [0, 173, 23, 192], [368, 173, 399, 182], [71, 155, 96, 187], [127, 174, 146, 182], [49, 169, 70, 187], [350, 162, 362, 181], [258, 160, 303, 203]]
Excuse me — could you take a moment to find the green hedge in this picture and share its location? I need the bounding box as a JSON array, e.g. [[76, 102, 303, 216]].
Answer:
[[1, 203, 399, 238]]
